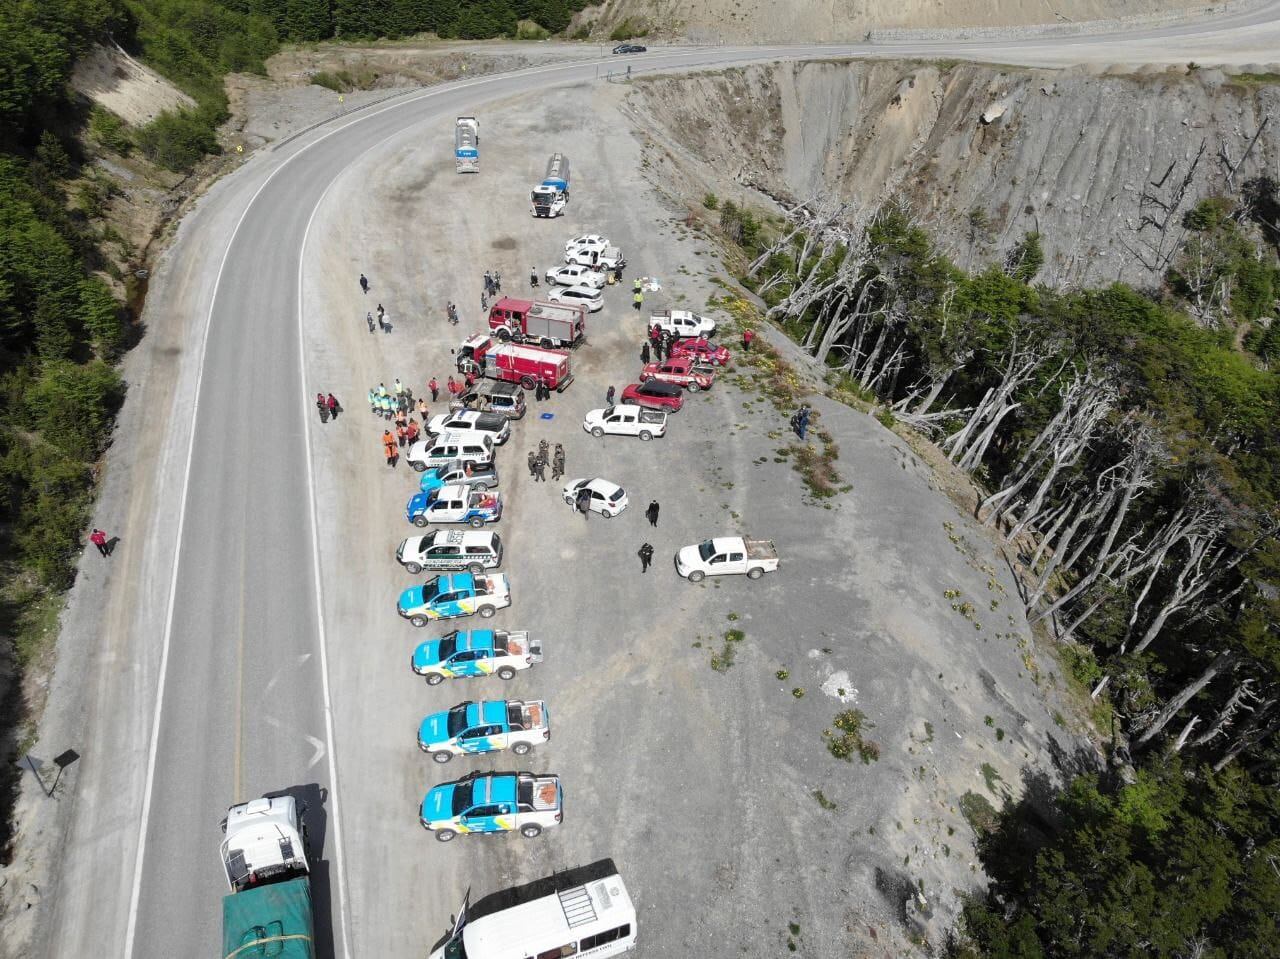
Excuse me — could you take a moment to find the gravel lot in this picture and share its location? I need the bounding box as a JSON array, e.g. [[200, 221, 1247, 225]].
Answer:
[[297, 78, 1085, 956]]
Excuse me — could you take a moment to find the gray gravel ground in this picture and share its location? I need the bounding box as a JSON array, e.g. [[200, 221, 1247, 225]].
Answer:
[[303, 80, 1084, 956]]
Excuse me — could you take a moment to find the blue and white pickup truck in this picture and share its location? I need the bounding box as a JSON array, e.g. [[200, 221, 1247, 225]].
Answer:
[[406, 483, 503, 529], [418, 699, 550, 763], [411, 629, 542, 685], [420, 771, 563, 842], [419, 459, 499, 494], [398, 572, 511, 626]]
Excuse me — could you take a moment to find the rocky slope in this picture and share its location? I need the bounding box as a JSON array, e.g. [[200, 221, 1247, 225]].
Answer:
[[625, 60, 1280, 288]]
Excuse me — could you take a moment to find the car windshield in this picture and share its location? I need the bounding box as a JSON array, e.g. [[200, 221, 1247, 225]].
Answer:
[[437, 632, 458, 659], [422, 580, 441, 602], [452, 781, 477, 816], [698, 540, 716, 561], [609, 489, 625, 502], [446, 705, 470, 737]]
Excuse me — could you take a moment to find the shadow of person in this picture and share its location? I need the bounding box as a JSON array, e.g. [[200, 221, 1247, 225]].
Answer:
[[106, 536, 121, 556]]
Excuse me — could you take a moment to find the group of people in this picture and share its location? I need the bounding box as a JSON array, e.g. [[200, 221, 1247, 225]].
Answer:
[[315, 392, 342, 422], [790, 404, 812, 440], [364, 379, 437, 466], [644, 324, 681, 363], [527, 440, 565, 483], [366, 302, 389, 334], [481, 269, 503, 310]]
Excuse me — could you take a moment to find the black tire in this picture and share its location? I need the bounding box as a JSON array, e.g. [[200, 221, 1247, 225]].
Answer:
[[431, 751, 452, 764], [425, 672, 445, 686], [478, 605, 496, 619], [496, 328, 511, 342], [468, 563, 486, 576], [688, 570, 705, 583], [410, 614, 429, 627], [687, 383, 700, 393], [404, 562, 423, 575], [520, 375, 536, 390], [540, 338, 553, 349], [412, 461, 426, 473], [747, 566, 764, 580], [435, 829, 457, 843], [497, 666, 517, 680], [520, 824, 542, 839], [638, 430, 652, 441], [472, 481, 489, 491], [603, 509, 615, 519], [413, 516, 428, 528], [591, 426, 605, 438], [469, 517, 485, 529], [512, 741, 532, 756]]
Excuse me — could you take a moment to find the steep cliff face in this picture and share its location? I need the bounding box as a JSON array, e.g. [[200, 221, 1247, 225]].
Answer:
[[580, 0, 1212, 42], [626, 61, 1280, 287]]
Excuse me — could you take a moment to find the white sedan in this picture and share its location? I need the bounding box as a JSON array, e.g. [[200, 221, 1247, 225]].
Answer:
[[546, 285, 603, 313], [564, 233, 609, 254], [562, 477, 629, 517], [545, 265, 606, 289]]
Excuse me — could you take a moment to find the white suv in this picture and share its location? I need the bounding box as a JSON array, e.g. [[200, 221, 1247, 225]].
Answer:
[[545, 265, 606, 289], [546, 285, 603, 313]]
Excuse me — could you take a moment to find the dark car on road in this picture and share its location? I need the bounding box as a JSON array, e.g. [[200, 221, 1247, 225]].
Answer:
[[620, 379, 684, 412], [612, 43, 647, 54]]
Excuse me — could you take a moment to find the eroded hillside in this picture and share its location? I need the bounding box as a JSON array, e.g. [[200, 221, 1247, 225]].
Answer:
[[625, 61, 1280, 288]]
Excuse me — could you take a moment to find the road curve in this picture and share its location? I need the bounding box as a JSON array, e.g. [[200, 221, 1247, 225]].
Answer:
[[30, 10, 1280, 959]]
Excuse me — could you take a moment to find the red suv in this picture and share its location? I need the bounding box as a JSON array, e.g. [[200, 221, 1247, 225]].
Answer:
[[621, 379, 684, 412], [669, 338, 730, 366]]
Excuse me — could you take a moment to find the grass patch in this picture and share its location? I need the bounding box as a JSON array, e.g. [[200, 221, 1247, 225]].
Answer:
[[1232, 72, 1280, 85], [812, 789, 838, 810], [959, 790, 1000, 835], [310, 68, 380, 93], [824, 709, 880, 763], [609, 17, 649, 40], [710, 628, 746, 671], [789, 428, 841, 498]]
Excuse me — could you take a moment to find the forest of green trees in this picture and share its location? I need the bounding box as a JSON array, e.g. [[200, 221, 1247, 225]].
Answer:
[[722, 190, 1280, 954]]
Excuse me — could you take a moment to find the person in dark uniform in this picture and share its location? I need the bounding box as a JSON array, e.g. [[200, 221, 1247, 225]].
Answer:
[[638, 543, 654, 572]]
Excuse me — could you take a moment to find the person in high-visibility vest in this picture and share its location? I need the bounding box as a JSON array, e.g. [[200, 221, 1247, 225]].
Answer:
[[633, 290, 643, 311]]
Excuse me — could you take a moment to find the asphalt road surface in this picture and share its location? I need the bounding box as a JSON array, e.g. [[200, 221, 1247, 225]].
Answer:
[[27, 8, 1280, 959]]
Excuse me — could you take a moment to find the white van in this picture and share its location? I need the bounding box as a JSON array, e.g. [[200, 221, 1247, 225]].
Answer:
[[432, 873, 636, 959], [409, 431, 495, 473]]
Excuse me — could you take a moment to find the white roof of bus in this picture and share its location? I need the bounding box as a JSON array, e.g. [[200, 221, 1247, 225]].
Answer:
[[465, 876, 634, 956]]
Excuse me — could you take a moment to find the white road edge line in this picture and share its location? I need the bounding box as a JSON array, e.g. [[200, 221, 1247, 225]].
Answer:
[[119, 43, 849, 959]]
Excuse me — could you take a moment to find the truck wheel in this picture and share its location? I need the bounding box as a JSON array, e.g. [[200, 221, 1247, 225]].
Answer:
[[520, 824, 543, 839], [471, 481, 489, 491], [404, 562, 423, 575], [512, 742, 532, 756], [639, 430, 652, 441], [425, 672, 445, 686], [687, 383, 700, 393], [411, 461, 426, 473], [431, 751, 453, 764], [688, 570, 705, 583], [520, 375, 537, 390], [747, 566, 764, 580], [496, 328, 511, 342], [413, 516, 429, 528], [540, 338, 553, 349], [590, 426, 605, 438], [469, 517, 486, 529], [435, 829, 457, 843], [468, 562, 486, 575], [410, 614, 429, 627], [478, 605, 496, 619]]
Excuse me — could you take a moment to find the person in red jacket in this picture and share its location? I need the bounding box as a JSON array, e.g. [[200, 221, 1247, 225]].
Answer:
[[89, 528, 110, 558], [742, 328, 755, 352]]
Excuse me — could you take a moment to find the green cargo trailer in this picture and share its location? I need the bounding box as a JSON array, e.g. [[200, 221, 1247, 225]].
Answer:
[[222, 876, 314, 959]]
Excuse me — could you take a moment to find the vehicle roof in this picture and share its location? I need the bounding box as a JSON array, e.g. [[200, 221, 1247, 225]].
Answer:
[[463, 875, 636, 954], [557, 285, 600, 297], [433, 483, 472, 499], [425, 529, 494, 546], [479, 700, 509, 725], [493, 296, 531, 311], [709, 536, 746, 551], [636, 379, 681, 396], [436, 572, 476, 590], [435, 430, 493, 446], [577, 477, 623, 496], [460, 629, 497, 651]]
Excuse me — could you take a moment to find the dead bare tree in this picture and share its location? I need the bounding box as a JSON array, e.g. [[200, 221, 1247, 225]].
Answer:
[[1124, 139, 1207, 277], [1187, 679, 1256, 749], [1212, 695, 1279, 772], [1135, 647, 1240, 749]]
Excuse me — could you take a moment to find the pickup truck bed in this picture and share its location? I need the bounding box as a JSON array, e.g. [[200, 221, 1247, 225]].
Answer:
[[746, 539, 778, 561], [510, 701, 544, 731], [520, 776, 560, 811]]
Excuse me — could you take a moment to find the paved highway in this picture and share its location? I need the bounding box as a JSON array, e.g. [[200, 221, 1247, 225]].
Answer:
[[26, 7, 1280, 958]]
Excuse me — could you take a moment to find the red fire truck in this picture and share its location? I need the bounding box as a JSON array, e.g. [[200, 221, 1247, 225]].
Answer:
[[488, 297, 585, 348], [455, 334, 574, 392]]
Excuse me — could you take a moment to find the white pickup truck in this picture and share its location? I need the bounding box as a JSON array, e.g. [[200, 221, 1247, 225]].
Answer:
[[649, 309, 717, 338], [675, 536, 779, 582], [582, 405, 667, 440], [417, 699, 551, 763]]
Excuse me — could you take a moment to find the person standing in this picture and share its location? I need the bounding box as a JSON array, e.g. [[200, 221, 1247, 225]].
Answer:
[[633, 289, 643, 312], [90, 528, 110, 558], [429, 377, 439, 402], [366, 311, 375, 333], [742, 328, 755, 352], [633, 277, 642, 295], [645, 500, 659, 527], [316, 392, 328, 422], [530, 266, 539, 288], [494, 271, 501, 293], [360, 273, 369, 294], [576, 488, 591, 518], [551, 444, 565, 481], [537, 439, 549, 464], [327, 393, 340, 420], [377, 303, 385, 322], [379, 311, 390, 334], [484, 270, 493, 294], [481, 291, 488, 311], [447, 376, 460, 397], [533, 457, 546, 482], [396, 422, 409, 447], [638, 543, 654, 572], [641, 341, 650, 365], [528, 450, 539, 478], [417, 397, 429, 420], [605, 385, 615, 406]]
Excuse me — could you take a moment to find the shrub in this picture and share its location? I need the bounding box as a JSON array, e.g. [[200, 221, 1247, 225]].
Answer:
[[87, 107, 131, 154], [703, 192, 719, 210], [78, 279, 126, 355], [609, 18, 647, 40], [25, 359, 125, 458], [134, 107, 220, 172]]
